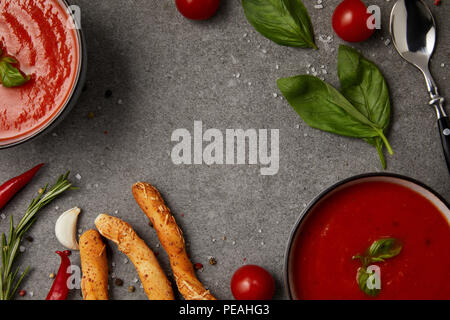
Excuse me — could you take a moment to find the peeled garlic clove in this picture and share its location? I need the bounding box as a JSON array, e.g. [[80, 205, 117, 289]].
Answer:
[[55, 207, 81, 250]]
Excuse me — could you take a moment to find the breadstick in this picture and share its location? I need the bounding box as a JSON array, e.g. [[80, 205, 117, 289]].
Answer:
[[94, 214, 174, 300], [79, 230, 109, 300], [132, 182, 216, 300]]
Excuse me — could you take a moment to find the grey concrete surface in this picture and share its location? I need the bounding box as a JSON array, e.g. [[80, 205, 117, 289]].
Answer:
[[0, 0, 448, 300]]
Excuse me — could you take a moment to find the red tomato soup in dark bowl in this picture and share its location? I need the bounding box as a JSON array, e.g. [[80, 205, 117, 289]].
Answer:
[[285, 174, 450, 300], [0, 0, 86, 148]]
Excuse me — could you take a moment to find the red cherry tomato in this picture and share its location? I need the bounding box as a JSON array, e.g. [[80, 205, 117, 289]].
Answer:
[[175, 0, 220, 20], [332, 0, 375, 42], [231, 265, 275, 300]]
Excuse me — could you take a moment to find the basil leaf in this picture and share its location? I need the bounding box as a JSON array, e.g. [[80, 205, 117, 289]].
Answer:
[[353, 237, 402, 297], [337, 45, 393, 167], [0, 57, 30, 88], [277, 75, 383, 139], [356, 267, 380, 297], [242, 0, 317, 49], [368, 238, 402, 261]]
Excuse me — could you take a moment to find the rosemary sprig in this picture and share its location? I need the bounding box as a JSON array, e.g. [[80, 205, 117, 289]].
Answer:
[[0, 172, 74, 300]]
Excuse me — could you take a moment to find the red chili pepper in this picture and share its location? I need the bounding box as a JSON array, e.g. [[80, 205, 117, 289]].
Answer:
[[46, 251, 71, 300], [0, 163, 44, 210]]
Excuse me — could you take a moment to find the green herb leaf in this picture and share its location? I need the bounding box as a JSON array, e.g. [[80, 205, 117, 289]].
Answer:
[[277, 45, 394, 169], [356, 267, 381, 297], [0, 173, 74, 300], [337, 45, 393, 167], [242, 0, 317, 49], [367, 238, 402, 261], [277, 75, 387, 139], [352, 237, 402, 297], [0, 56, 30, 88]]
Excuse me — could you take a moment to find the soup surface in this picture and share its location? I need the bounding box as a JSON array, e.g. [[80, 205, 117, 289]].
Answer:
[[292, 181, 450, 299], [0, 0, 79, 142]]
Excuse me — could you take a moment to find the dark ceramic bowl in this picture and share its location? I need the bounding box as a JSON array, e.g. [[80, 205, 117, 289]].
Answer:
[[0, 0, 87, 149], [283, 173, 450, 300]]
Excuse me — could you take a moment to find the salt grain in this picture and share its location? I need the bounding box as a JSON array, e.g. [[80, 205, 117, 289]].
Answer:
[[441, 63, 445, 67], [384, 39, 391, 46], [272, 93, 278, 98], [19, 246, 26, 253], [75, 174, 82, 180], [0, 214, 6, 220], [314, 4, 323, 9], [275, 64, 280, 70]]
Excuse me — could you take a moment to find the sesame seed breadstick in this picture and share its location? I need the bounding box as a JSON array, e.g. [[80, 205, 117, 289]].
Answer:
[[79, 230, 109, 300], [132, 182, 216, 300], [95, 213, 174, 300]]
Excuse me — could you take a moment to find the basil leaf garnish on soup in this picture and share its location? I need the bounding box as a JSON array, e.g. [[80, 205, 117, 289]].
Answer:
[[0, 49, 31, 88], [353, 238, 403, 297]]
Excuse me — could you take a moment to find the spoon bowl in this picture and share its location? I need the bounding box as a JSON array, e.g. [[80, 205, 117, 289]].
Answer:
[[390, 0, 450, 173]]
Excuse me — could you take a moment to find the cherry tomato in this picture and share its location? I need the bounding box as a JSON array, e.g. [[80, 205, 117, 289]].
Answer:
[[175, 0, 220, 20], [332, 0, 375, 42], [231, 265, 275, 300]]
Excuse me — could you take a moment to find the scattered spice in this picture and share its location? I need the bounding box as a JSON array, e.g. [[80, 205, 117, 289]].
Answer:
[[208, 257, 217, 266], [434, 0, 440, 5], [104, 89, 113, 98], [194, 263, 203, 270], [103, 130, 108, 135], [25, 236, 33, 242], [49, 273, 56, 279], [19, 290, 26, 297], [114, 278, 124, 286], [87, 112, 95, 119], [154, 251, 159, 257], [128, 286, 135, 293]]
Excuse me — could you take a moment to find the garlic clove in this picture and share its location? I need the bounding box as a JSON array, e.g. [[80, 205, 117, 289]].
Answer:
[[55, 207, 81, 250]]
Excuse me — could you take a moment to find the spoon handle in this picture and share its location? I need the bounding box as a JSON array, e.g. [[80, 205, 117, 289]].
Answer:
[[431, 96, 450, 173], [437, 116, 450, 173]]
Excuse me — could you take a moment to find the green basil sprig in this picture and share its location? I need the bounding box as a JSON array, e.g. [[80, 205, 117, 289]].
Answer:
[[338, 45, 392, 168], [242, 0, 317, 49], [0, 48, 30, 88], [277, 45, 393, 168], [353, 238, 403, 296]]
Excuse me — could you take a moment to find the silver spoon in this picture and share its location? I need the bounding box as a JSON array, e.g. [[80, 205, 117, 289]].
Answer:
[[390, 0, 450, 172]]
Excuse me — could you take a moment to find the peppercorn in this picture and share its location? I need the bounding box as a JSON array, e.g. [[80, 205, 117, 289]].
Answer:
[[128, 286, 135, 293], [209, 257, 217, 266], [25, 236, 34, 242], [87, 112, 95, 119], [114, 278, 124, 286], [19, 290, 26, 297], [105, 89, 113, 98], [194, 263, 203, 270]]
